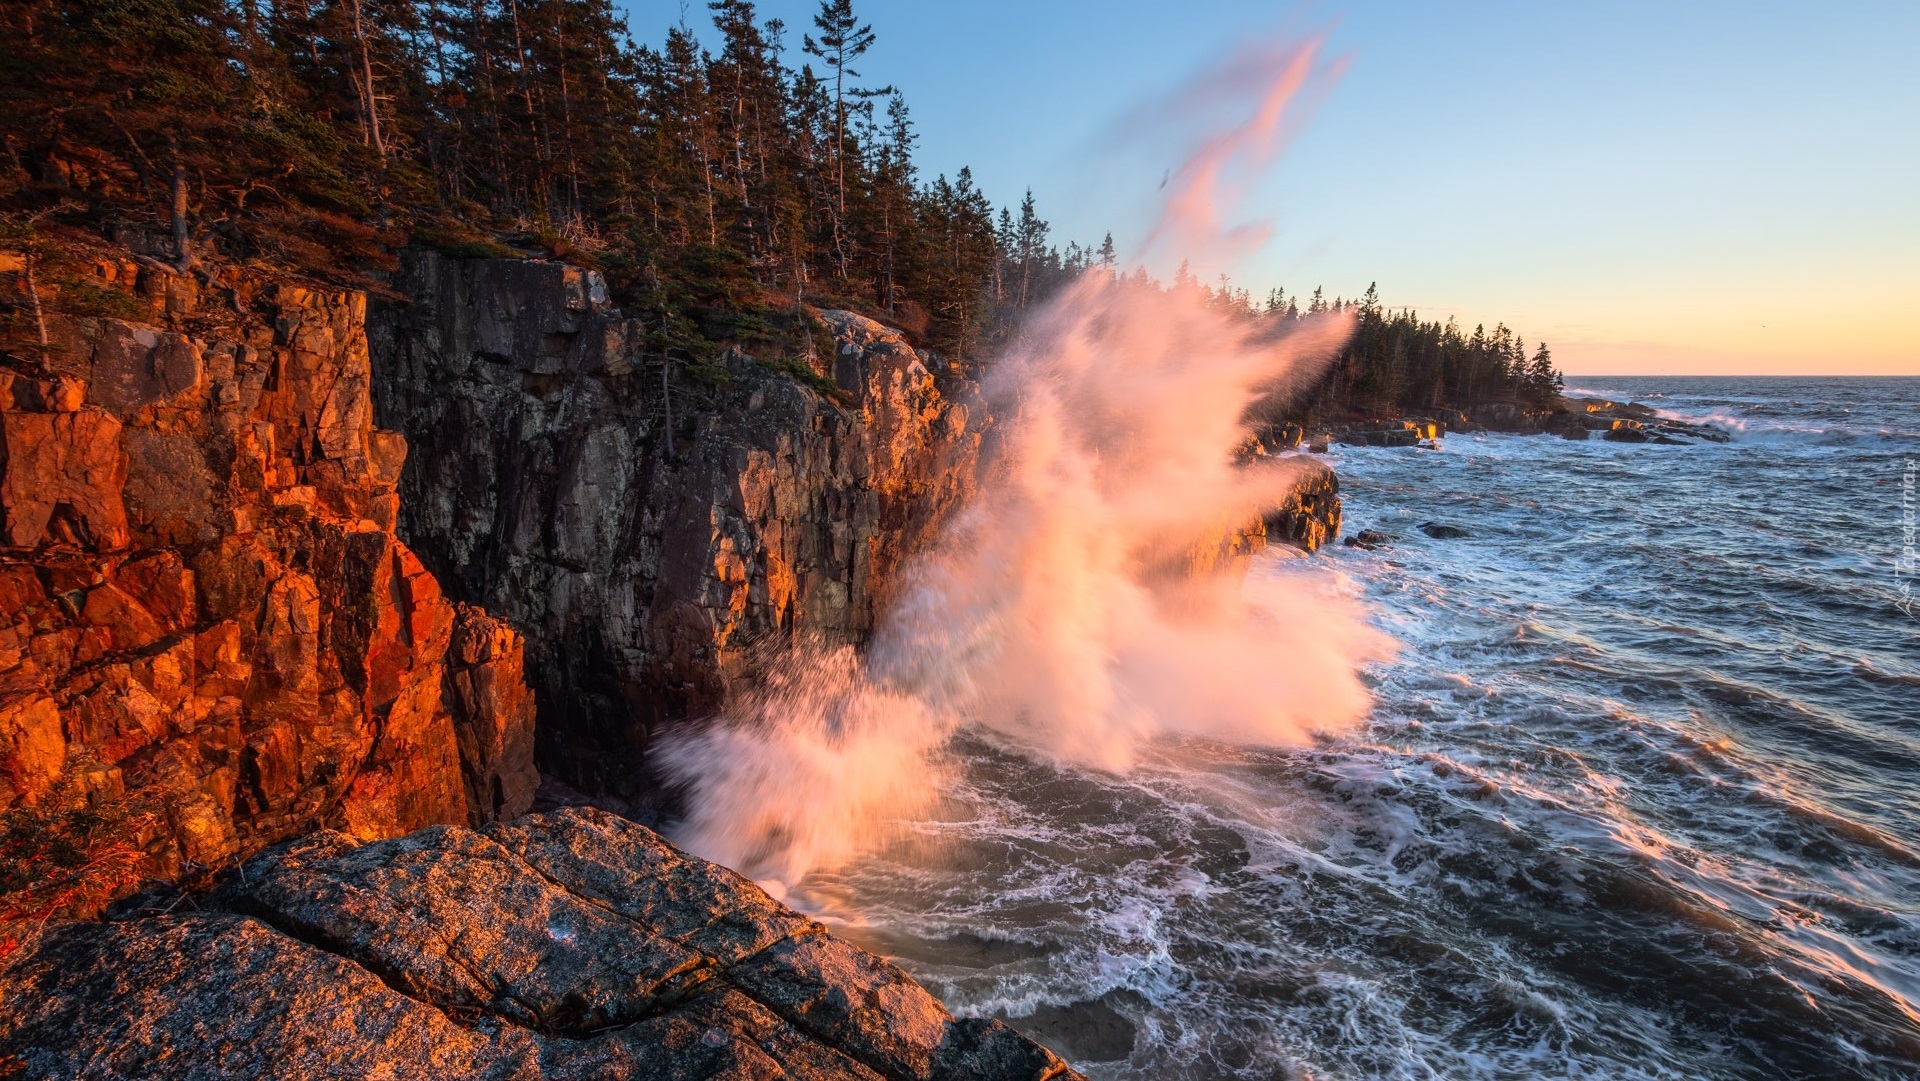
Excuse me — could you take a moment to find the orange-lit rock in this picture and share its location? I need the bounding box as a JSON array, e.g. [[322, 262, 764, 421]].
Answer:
[[0, 284, 537, 912], [0, 407, 130, 551]]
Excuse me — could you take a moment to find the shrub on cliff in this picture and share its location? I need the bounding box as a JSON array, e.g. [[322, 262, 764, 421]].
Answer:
[[0, 771, 157, 924]]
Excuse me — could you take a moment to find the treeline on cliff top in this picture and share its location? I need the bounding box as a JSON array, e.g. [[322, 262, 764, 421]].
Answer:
[[0, 0, 1561, 410]]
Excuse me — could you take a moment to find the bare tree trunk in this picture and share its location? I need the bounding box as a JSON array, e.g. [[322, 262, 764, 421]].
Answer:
[[23, 250, 47, 348], [700, 146, 717, 246], [505, 0, 549, 210], [832, 58, 846, 215], [167, 140, 194, 271], [660, 346, 675, 457], [551, 5, 581, 214], [469, 0, 507, 211], [346, 0, 387, 162]]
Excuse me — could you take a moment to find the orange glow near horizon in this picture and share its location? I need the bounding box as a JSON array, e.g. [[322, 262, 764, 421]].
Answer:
[[1369, 273, 1920, 377]]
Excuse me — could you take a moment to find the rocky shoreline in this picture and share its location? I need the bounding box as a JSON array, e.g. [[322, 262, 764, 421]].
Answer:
[[0, 245, 1356, 1078]]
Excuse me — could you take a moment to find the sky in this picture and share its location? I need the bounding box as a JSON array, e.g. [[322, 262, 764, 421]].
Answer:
[[630, 1, 1919, 375]]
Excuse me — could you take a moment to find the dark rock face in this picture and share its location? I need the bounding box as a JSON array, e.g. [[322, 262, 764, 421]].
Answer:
[[369, 253, 979, 805], [0, 807, 1084, 1081], [0, 287, 537, 912]]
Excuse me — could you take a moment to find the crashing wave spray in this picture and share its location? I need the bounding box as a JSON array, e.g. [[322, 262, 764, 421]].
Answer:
[[658, 34, 1391, 894]]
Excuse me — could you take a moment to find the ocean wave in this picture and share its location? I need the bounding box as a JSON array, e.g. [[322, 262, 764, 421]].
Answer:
[[824, 377, 1920, 1080]]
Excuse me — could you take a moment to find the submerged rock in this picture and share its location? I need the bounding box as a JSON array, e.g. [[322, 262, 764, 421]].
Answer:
[[1417, 522, 1469, 539], [1344, 529, 1395, 550], [0, 807, 1085, 1081]]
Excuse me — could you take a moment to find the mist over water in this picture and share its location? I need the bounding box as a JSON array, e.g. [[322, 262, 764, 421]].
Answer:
[[657, 36, 1383, 892], [658, 232, 1388, 891]]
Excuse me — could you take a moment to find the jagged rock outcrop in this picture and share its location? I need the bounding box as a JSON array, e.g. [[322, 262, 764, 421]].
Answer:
[[1147, 459, 1343, 587], [1263, 459, 1342, 552], [370, 253, 979, 805], [0, 807, 1084, 1081], [0, 283, 537, 913]]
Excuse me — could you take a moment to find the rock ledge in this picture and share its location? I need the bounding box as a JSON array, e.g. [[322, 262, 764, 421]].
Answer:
[[0, 807, 1082, 1081]]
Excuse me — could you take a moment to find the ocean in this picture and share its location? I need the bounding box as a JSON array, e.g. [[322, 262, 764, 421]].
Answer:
[[811, 376, 1920, 1080]]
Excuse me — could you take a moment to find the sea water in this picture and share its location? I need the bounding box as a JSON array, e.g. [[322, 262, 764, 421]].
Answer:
[[809, 376, 1920, 1080]]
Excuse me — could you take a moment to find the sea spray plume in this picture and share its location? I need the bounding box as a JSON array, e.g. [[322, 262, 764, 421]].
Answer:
[[659, 35, 1390, 892], [928, 276, 1373, 770], [1134, 33, 1346, 267]]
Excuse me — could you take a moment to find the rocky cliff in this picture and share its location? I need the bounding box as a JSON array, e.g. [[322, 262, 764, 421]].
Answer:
[[1, 806, 1083, 1081], [0, 268, 537, 916], [370, 253, 979, 808]]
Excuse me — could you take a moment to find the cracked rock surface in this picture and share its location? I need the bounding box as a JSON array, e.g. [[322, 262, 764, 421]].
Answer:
[[0, 807, 1083, 1081], [0, 282, 537, 904]]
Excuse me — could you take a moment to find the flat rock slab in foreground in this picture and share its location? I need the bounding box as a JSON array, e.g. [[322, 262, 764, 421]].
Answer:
[[0, 808, 1081, 1081]]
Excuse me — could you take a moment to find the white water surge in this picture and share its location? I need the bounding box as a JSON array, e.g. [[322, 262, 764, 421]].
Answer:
[[657, 36, 1390, 894]]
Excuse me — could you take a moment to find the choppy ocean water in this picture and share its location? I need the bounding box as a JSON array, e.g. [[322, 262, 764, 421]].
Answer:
[[812, 376, 1920, 1080]]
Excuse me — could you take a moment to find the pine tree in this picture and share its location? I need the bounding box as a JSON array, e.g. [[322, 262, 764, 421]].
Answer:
[[1014, 188, 1047, 307], [802, 0, 879, 279]]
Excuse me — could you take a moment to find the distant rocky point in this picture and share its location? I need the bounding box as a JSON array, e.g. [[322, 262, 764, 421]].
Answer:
[[1321, 395, 1731, 448]]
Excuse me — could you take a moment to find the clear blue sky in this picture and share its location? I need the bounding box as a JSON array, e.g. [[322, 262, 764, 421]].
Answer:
[[629, 2, 1919, 374]]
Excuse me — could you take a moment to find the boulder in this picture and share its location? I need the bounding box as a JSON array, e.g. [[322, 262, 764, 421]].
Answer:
[[1263, 458, 1342, 552], [1417, 522, 1469, 539], [0, 407, 129, 551], [1344, 529, 1394, 550], [0, 808, 1086, 1081]]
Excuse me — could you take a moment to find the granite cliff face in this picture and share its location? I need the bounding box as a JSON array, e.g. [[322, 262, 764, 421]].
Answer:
[[370, 252, 979, 806], [0, 276, 537, 914], [1, 807, 1083, 1081]]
